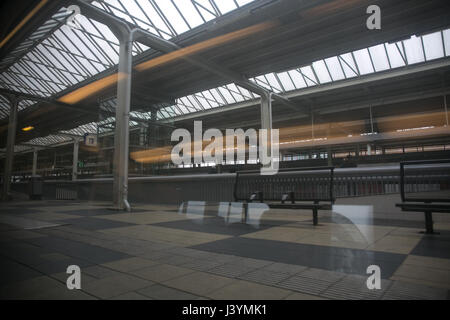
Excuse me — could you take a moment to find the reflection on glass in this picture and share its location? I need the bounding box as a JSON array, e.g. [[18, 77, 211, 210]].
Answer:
[[332, 205, 375, 243]]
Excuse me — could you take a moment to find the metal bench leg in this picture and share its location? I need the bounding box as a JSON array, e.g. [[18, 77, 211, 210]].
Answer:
[[243, 202, 248, 224], [313, 208, 318, 226], [424, 211, 435, 234], [312, 200, 319, 226]]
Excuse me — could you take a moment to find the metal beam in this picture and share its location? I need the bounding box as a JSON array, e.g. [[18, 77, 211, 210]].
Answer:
[[0, 88, 98, 116], [165, 59, 450, 123], [73, 0, 303, 114]]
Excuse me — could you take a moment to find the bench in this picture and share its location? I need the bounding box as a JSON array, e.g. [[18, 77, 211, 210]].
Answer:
[[233, 166, 335, 225], [395, 159, 450, 234]]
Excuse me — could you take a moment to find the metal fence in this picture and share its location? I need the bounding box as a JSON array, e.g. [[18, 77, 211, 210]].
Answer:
[[18, 164, 450, 203], [55, 182, 78, 200], [234, 167, 334, 202]]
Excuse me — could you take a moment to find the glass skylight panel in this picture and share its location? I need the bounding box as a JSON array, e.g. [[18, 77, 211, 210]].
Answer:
[[201, 90, 221, 107], [300, 66, 318, 86], [422, 32, 445, 61], [239, 84, 257, 99], [178, 97, 193, 110], [215, 0, 238, 14], [253, 76, 272, 91], [18, 100, 33, 112], [226, 84, 245, 102], [353, 48, 374, 75], [288, 70, 307, 89], [89, 18, 120, 48], [443, 30, 450, 56], [277, 72, 296, 91], [29, 134, 72, 146], [338, 53, 358, 78], [403, 35, 425, 64], [103, 0, 135, 23], [159, 107, 175, 119], [368, 44, 390, 72], [324, 57, 345, 81], [154, 0, 190, 35], [385, 42, 406, 68], [265, 73, 284, 92], [198, 94, 214, 109], [236, 0, 254, 6], [218, 86, 235, 104], [187, 95, 203, 110], [61, 122, 98, 136], [201, 90, 215, 103], [312, 60, 332, 84], [173, 0, 205, 29], [210, 88, 227, 104], [134, 0, 173, 38]]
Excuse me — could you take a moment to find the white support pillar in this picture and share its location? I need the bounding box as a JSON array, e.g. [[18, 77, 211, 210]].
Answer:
[[2, 96, 19, 201], [112, 26, 134, 211], [367, 144, 372, 156], [260, 92, 273, 168], [32, 148, 38, 177], [72, 139, 79, 181]]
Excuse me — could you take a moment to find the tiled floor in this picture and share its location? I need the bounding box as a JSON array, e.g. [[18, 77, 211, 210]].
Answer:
[[0, 196, 449, 300]]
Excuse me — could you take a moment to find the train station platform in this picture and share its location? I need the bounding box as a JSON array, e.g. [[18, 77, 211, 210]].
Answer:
[[1, 195, 449, 300]]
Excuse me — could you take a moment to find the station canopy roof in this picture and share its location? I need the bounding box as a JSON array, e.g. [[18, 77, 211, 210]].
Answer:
[[0, 0, 449, 151]]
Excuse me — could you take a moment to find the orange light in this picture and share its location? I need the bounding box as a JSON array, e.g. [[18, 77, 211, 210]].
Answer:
[[22, 126, 35, 132], [135, 21, 279, 72], [58, 73, 122, 104]]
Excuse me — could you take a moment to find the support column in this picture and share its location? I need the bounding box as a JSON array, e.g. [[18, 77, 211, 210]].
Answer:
[[72, 139, 79, 181], [32, 148, 38, 177], [2, 96, 19, 201], [112, 26, 134, 211], [327, 146, 333, 166], [367, 144, 372, 156], [261, 92, 272, 134], [260, 92, 272, 169]]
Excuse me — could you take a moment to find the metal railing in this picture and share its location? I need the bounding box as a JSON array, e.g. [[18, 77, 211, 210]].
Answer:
[[234, 167, 335, 202], [55, 182, 78, 200], [12, 164, 450, 203]]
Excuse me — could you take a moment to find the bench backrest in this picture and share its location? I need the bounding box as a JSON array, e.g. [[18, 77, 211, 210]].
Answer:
[[400, 159, 450, 203], [234, 166, 335, 203]]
